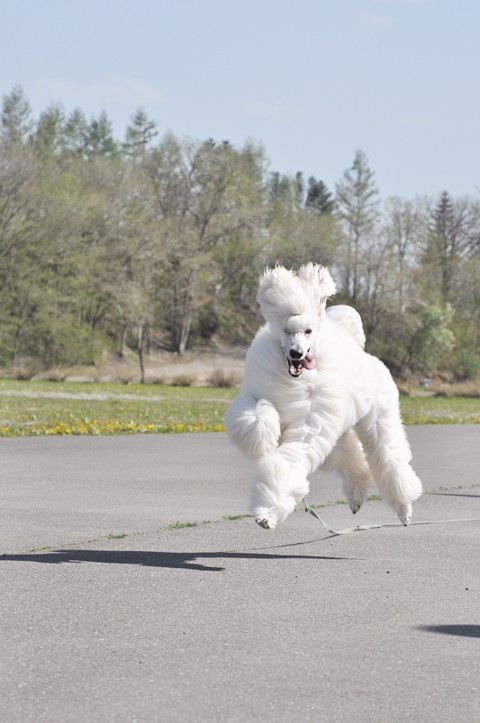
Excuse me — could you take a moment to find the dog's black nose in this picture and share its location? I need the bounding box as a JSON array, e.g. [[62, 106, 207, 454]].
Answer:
[[289, 349, 302, 360]]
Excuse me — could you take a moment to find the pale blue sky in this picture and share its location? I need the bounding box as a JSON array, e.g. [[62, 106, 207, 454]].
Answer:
[[2, 0, 479, 199]]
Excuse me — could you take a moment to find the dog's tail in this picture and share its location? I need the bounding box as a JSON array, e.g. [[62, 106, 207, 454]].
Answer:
[[326, 305, 366, 349]]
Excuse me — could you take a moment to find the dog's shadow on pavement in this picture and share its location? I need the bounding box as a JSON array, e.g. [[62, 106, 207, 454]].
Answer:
[[418, 625, 480, 639], [1, 545, 356, 572]]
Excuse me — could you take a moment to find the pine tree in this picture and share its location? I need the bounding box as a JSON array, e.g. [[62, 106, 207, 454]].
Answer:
[[305, 176, 335, 214], [1, 85, 34, 145], [63, 108, 89, 156], [268, 172, 291, 200], [84, 111, 119, 158], [123, 107, 158, 157], [33, 103, 66, 156], [293, 172, 305, 206], [423, 191, 476, 303], [427, 191, 457, 302]]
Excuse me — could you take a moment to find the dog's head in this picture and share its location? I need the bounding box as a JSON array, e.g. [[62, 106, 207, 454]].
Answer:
[[257, 263, 337, 377]]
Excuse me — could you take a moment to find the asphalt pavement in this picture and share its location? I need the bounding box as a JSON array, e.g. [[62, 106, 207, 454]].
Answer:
[[1, 426, 479, 722]]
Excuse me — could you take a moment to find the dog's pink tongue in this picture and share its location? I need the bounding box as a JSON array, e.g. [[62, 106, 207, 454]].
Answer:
[[303, 354, 315, 370]]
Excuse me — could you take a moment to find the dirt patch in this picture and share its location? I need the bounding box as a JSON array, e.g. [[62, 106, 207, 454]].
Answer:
[[53, 348, 248, 386]]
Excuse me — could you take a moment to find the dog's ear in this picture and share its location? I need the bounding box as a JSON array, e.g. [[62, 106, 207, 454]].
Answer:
[[297, 263, 337, 311], [257, 266, 309, 323]]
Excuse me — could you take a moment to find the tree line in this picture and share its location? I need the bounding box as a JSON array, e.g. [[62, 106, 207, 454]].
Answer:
[[1, 85, 479, 381]]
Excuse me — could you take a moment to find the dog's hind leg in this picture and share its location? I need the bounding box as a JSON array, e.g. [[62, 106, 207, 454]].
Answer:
[[251, 443, 310, 529], [355, 405, 422, 525], [324, 431, 372, 514]]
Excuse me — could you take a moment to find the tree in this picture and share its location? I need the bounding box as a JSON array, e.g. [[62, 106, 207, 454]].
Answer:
[[403, 302, 455, 372], [33, 103, 66, 157], [1, 85, 34, 145], [424, 191, 475, 302], [0, 141, 40, 364], [63, 108, 89, 156], [145, 134, 268, 353], [335, 150, 380, 302], [268, 172, 288, 200], [0, 139, 96, 368], [123, 107, 158, 157], [84, 111, 119, 158], [306, 177, 335, 214], [267, 201, 339, 272], [71, 155, 155, 364], [383, 196, 428, 312], [293, 171, 305, 206], [268, 171, 304, 207]]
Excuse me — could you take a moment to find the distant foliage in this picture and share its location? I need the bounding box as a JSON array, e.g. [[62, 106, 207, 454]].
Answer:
[[0, 85, 479, 380]]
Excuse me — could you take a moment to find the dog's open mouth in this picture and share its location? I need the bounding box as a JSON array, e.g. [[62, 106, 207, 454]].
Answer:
[[287, 354, 315, 377]]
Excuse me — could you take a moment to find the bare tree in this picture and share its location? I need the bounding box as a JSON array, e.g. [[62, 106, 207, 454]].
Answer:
[[383, 196, 429, 311], [335, 150, 380, 303]]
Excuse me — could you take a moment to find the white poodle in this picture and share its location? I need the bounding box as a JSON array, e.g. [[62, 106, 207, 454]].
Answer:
[[225, 263, 422, 530]]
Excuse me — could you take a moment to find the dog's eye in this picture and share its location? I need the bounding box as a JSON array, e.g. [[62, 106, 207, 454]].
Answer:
[[305, 329, 312, 335]]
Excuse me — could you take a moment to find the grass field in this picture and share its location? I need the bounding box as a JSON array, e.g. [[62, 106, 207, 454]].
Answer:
[[0, 378, 478, 437]]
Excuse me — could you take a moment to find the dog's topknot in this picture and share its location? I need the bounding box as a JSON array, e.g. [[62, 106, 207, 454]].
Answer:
[[257, 263, 337, 325]]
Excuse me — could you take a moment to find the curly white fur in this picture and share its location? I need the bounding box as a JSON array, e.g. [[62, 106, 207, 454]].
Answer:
[[225, 263, 422, 530]]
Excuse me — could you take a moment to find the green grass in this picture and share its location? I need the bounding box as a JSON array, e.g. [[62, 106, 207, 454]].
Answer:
[[0, 378, 478, 437], [399, 395, 480, 425], [0, 378, 236, 436]]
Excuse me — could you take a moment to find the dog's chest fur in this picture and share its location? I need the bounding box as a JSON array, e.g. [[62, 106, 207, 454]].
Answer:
[[244, 323, 381, 437]]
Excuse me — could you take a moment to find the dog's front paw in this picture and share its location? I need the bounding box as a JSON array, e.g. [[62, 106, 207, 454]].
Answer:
[[350, 499, 362, 515], [395, 501, 412, 526], [255, 508, 278, 530]]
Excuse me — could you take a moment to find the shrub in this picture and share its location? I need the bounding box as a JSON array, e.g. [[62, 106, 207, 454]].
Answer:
[[171, 374, 195, 387], [207, 369, 242, 388], [12, 358, 40, 380], [456, 350, 480, 381]]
